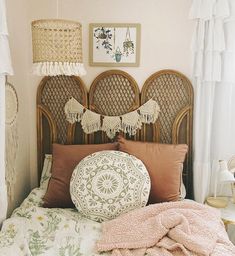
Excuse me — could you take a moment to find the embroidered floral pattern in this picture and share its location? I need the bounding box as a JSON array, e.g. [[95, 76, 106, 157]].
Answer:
[[70, 150, 151, 222], [0, 188, 110, 255]]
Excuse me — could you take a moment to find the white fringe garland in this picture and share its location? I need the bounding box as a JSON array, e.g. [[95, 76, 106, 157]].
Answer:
[[32, 62, 87, 76], [64, 97, 84, 123], [121, 111, 142, 136], [139, 99, 160, 124], [81, 110, 101, 134], [102, 116, 122, 139], [64, 97, 160, 139]]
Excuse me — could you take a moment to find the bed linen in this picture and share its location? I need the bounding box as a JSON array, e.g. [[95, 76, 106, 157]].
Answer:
[[0, 187, 234, 256], [0, 188, 109, 256]]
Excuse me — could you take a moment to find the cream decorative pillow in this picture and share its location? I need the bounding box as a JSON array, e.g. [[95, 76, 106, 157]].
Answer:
[[70, 150, 151, 222]]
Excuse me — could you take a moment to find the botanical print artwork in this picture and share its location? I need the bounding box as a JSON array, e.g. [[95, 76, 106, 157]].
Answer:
[[90, 24, 140, 66]]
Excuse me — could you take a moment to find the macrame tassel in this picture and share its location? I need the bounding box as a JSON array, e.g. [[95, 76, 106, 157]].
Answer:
[[32, 62, 87, 76], [81, 110, 101, 134], [139, 99, 160, 124], [5, 122, 18, 201], [102, 116, 121, 139], [64, 97, 84, 124], [121, 111, 142, 136]]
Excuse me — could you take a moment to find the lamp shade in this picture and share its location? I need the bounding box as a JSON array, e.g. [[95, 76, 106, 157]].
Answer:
[[31, 19, 86, 76]]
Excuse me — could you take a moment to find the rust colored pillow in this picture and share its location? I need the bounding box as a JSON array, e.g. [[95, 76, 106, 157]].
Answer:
[[43, 143, 118, 208], [118, 136, 188, 203]]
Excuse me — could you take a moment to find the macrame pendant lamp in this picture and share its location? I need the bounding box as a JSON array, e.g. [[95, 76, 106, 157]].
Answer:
[[31, 1, 86, 76]]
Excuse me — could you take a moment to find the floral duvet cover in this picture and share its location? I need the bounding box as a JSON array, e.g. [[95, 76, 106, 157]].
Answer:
[[0, 188, 109, 256]]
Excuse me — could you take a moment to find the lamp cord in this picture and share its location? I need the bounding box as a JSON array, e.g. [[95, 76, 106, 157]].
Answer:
[[56, 0, 59, 18]]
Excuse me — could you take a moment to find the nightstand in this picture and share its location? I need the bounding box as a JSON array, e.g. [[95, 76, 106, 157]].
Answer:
[[220, 200, 235, 230], [206, 198, 235, 231]]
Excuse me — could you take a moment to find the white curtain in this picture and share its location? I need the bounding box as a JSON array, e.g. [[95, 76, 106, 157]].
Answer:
[[190, 0, 235, 203], [0, 0, 13, 224]]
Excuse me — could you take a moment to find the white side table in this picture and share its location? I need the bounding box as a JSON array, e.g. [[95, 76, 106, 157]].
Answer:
[[219, 200, 235, 230], [206, 198, 235, 244]]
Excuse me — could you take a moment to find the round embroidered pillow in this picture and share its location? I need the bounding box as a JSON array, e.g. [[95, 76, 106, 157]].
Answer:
[[70, 150, 151, 222]]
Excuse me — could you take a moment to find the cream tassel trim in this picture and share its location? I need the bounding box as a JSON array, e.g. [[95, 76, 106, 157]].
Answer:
[[121, 111, 142, 136], [65, 98, 160, 139], [32, 62, 87, 76], [102, 116, 121, 139], [64, 97, 84, 123], [139, 99, 160, 124], [81, 110, 101, 134]]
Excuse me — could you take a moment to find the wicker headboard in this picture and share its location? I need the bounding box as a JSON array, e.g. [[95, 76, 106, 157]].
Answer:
[[37, 69, 194, 198]]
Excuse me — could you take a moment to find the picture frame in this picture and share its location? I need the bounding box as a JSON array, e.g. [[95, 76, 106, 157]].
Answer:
[[89, 23, 141, 67]]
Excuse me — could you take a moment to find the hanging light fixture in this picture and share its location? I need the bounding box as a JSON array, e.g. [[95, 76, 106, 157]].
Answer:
[[31, 0, 86, 76]]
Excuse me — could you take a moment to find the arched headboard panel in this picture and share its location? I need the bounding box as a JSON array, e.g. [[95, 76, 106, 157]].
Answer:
[[89, 70, 140, 143], [141, 70, 193, 198], [37, 75, 87, 180]]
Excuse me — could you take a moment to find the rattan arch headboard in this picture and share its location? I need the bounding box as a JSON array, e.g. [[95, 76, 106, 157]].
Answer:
[[141, 70, 193, 198], [37, 69, 194, 198]]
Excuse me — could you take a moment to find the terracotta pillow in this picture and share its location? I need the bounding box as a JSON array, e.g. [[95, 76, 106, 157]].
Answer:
[[118, 136, 188, 203], [43, 143, 118, 208]]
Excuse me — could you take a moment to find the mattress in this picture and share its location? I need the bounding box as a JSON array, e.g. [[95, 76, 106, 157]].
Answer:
[[0, 188, 109, 256]]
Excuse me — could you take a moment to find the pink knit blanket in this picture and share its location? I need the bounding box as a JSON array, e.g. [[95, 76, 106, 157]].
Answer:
[[96, 200, 235, 256]]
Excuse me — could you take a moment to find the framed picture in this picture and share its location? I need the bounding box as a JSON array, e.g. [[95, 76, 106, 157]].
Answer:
[[89, 23, 141, 67]]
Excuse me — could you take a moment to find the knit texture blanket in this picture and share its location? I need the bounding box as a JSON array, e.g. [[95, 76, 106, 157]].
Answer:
[[96, 200, 235, 256]]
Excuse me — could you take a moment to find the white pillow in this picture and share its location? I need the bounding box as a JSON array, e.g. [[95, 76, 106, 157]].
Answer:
[[40, 154, 52, 190], [70, 150, 151, 222]]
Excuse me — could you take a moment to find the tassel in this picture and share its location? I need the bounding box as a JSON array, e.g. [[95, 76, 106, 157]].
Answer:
[[121, 111, 142, 136], [102, 116, 121, 139], [64, 97, 84, 124], [32, 62, 87, 76], [139, 99, 160, 124], [81, 109, 101, 134]]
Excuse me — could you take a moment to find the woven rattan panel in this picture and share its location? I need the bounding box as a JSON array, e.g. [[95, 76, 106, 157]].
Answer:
[[141, 70, 193, 198], [89, 70, 139, 116], [37, 75, 87, 179], [141, 70, 193, 144]]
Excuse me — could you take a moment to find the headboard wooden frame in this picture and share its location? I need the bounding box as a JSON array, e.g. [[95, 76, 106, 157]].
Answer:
[[37, 69, 194, 199]]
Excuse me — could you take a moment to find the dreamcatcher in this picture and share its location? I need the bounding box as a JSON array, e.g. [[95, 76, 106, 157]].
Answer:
[[123, 27, 134, 57], [5, 79, 19, 200]]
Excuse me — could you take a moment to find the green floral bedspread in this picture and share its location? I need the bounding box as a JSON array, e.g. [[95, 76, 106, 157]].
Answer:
[[0, 188, 109, 256]]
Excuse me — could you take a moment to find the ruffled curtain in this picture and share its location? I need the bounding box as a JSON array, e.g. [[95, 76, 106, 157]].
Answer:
[[0, 0, 13, 225], [190, 0, 235, 202]]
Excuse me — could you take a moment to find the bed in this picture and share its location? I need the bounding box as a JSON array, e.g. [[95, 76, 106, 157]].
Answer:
[[0, 70, 234, 256]]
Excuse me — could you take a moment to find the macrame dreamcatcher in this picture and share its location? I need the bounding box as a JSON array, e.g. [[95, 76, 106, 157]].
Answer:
[[5, 81, 19, 200], [65, 98, 160, 139]]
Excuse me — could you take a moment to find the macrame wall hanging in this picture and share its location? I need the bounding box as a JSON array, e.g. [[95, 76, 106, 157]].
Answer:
[[5, 80, 19, 200], [65, 98, 160, 139]]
